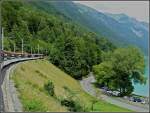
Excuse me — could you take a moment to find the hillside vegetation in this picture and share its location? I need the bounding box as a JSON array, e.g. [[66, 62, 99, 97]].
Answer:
[[2, 0, 115, 79], [11, 59, 132, 112]]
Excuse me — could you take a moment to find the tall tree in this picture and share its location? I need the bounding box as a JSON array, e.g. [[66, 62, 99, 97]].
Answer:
[[93, 47, 146, 96]]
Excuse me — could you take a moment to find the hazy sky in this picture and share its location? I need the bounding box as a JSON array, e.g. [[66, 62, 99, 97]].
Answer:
[[74, 1, 149, 23]]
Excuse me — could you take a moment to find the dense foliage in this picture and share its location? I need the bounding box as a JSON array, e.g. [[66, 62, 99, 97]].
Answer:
[[93, 47, 146, 96], [2, 1, 115, 79]]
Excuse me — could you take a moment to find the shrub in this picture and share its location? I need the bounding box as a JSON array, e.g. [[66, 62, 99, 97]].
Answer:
[[44, 80, 55, 96], [60, 98, 82, 112], [35, 70, 47, 79], [23, 99, 47, 111]]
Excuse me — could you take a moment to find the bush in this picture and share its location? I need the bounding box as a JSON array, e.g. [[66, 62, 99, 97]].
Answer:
[[44, 80, 55, 96], [60, 98, 82, 112]]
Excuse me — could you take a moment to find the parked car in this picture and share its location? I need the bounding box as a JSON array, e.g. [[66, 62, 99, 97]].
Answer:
[[141, 100, 146, 104], [101, 86, 109, 91], [129, 97, 134, 101], [106, 90, 113, 96], [107, 90, 113, 93], [112, 91, 120, 96], [135, 98, 142, 102], [123, 96, 129, 99], [130, 97, 142, 102]]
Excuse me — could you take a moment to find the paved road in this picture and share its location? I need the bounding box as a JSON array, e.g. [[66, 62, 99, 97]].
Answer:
[[80, 73, 149, 112]]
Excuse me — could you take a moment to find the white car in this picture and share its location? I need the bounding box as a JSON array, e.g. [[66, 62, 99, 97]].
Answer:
[[141, 100, 146, 104], [112, 91, 120, 96], [107, 90, 113, 94]]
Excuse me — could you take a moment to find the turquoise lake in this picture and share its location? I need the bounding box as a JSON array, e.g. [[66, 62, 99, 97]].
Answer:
[[133, 57, 149, 97]]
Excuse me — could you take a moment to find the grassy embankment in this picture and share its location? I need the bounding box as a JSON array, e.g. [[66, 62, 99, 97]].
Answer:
[[11, 59, 132, 112]]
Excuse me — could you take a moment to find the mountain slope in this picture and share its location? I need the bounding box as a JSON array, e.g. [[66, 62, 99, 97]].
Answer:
[[106, 13, 149, 53], [31, 1, 149, 55], [3, 0, 117, 79], [12, 60, 132, 112]]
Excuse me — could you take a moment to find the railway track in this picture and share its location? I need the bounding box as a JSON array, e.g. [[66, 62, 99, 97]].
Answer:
[[0, 50, 44, 112]]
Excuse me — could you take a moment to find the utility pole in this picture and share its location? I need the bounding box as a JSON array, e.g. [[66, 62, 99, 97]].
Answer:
[[45, 49, 47, 56], [2, 27, 4, 51], [38, 44, 39, 55], [21, 39, 24, 54], [0, 1, 1, 64], [31, 47, 32, 54], [30, 46, 33, 57], [13, 43, 16, 53]]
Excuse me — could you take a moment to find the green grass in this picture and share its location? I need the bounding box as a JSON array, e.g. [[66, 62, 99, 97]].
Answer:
[[11, 59, 132, 112]]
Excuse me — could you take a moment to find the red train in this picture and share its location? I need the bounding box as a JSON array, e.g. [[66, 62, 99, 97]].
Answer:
[[0, 50, 44, 60]]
